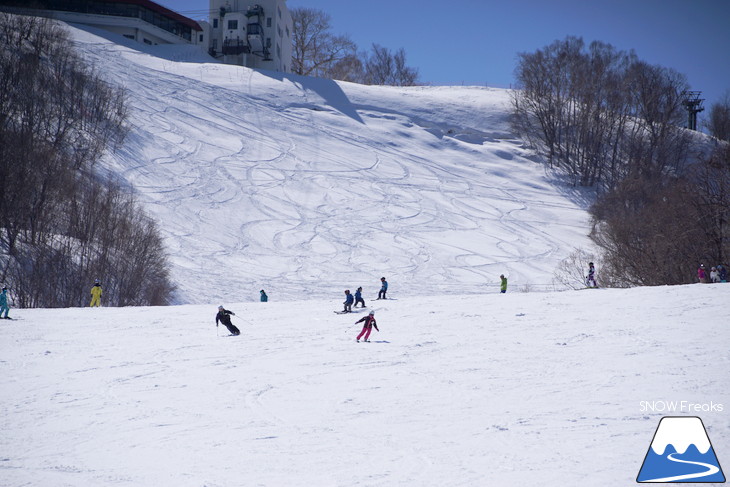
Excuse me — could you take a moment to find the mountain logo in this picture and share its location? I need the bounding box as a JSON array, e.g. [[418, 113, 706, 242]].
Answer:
[[637, 416, 725, 483]]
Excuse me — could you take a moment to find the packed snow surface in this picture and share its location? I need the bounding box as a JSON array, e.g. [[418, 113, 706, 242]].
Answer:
[[1, 285, 728, 486], [67, 24, 592, 304]]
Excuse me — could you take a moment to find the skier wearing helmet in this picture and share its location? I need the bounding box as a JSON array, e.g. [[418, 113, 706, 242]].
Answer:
[[215, 305, 240, 336], [355, 310, 379, 342], [89, 279, 103, 307], [342, 290, 354, 313]]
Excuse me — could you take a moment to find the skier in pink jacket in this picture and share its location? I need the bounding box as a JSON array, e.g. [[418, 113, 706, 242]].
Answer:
[[356, 311, 379, 342]]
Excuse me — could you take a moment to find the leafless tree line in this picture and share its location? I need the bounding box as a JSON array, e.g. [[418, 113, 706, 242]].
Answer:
[[512, 36, 691, 189], [0, 13, 174, 307], [513, 36, 730, 286], [291, 7, 419, 86]]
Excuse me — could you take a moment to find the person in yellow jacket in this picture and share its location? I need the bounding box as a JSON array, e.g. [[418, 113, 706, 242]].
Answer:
[[90, 280, 102, 307]]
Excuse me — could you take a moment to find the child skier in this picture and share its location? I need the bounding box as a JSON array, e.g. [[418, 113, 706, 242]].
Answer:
[[356, 310, 379, 342], [342, 290, 354, 313], [377, 277, 388, 299], [586, 263, 597, 288], [710, 267, 720, 283], [718, 264, 728, 282], [500, 274, 508, 293], [215, 306, 240, 336], [354, 287, 365, 308], [0, 287, 10, 319], [89, 279, 102, 307]]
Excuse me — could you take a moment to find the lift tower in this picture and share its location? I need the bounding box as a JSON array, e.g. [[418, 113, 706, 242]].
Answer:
[[682, 91, 705, 131]]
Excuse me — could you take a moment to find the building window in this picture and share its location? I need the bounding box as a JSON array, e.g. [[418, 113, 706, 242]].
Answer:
[[278, 6, 281, 18], [123, 34, 135, 40], [199, 34, 204, 42], [143, 38, 152, 45], [267, 17, 271, 27], [266, 37, 271, 48], [228, 20, 238, 30], [213, 18, 218, 28]]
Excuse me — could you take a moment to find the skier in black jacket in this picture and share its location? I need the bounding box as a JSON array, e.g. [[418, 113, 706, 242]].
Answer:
[[216, 306, 240, 336]]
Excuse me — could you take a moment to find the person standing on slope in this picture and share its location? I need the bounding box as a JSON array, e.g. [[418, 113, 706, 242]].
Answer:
[[0, 287, 10, 319], [260, 289, 268, 302], [216, 306, 240, 336], [499, 274, 508, 293], [698, 264, 708, 284], [342, 290, 354, 313], [89, 279, 103, 307], [354, 287, 366, 308], [377, 277, 388, 300], [356, 310, 379, 342], [586, 263, 598, 288]]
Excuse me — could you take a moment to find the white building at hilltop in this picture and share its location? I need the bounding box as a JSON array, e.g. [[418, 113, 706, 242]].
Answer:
[[0, 0, 292, 73], [202, 0, 292, 73]]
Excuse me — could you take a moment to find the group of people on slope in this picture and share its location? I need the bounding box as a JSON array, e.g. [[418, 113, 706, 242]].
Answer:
[[698, 264, 728, 283], [341, 277, 388, 313]]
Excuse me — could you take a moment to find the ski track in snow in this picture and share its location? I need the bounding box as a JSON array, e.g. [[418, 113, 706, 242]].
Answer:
[[68, 25, 591, 305]]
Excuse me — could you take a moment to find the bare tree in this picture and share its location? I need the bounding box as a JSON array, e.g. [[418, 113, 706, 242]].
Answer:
[[0, 13, 173, 307], [291, 7, 356, 78], [705, 92, 730, 142], [327, 53, 364, 83], [512, 36, 691, 191], [363, 44, 419, 86]]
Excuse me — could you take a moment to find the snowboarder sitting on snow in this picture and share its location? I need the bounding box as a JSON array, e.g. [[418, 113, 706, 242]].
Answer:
[[356, 310, 379, 342], [377, 277, 388, 299], [586, 263, 597, 288], [216, 306, 240, 336], [260, 289, 268, 302], [354, 287, 365, 308], [500, 274, 507, 293], [343, 290, 354, 313], [89, 279, 102, 307], [0, 287, 10, 319]]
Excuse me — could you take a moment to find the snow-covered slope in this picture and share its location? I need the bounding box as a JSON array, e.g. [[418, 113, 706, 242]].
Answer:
[[1, 284, 728, 486], [67, 24, 591, 304]]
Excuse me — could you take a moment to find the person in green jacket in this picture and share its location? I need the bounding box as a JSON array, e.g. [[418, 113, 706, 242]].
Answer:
[[0, 287, 10, 319], [500, 274, 508, 293], [260, 289, 268, 302]]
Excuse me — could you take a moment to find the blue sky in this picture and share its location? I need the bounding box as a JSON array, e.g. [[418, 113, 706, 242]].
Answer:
[[160, 0, 729, 113]]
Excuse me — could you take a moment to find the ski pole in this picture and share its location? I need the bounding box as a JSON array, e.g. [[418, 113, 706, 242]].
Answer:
[[234, 315, 254, 326]]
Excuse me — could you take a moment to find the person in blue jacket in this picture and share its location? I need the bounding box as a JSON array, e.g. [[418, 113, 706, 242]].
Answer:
[[0, 287, 10, 319], [377, 277, 388, 299], [342, 289, 354, 313], [260, 289, 268, 302], [354, 287, 365, 308]]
